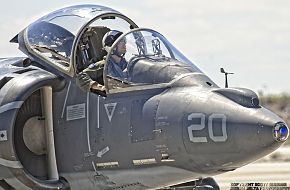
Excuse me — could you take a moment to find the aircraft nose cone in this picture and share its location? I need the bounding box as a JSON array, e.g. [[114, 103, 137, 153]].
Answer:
[[273, 122, 289, 142]]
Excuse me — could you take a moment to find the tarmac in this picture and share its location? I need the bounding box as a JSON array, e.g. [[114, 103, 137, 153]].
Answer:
[[215, 145, 290, 189]]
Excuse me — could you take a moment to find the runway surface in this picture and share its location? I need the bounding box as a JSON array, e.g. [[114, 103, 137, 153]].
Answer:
[[215, 162, 290, 189], [215, 146, 290, 189]]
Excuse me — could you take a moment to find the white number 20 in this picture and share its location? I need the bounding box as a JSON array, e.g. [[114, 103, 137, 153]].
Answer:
[[187, 113, 227, 143]]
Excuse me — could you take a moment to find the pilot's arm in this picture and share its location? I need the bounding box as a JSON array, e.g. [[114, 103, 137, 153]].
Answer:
[[76, 60, 106, 93]]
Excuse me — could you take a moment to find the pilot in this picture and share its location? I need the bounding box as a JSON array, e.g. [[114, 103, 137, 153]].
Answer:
[[77, 30, 127, 94], [105, 32, 128, 79]]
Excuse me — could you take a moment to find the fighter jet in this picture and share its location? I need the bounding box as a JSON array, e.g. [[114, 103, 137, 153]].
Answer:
[[0, 4, 288, 190]]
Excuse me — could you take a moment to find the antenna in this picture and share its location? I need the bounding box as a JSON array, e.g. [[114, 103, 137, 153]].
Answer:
[[220, 68, 234, 88]]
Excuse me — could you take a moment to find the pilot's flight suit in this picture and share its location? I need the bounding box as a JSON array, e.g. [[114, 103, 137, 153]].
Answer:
[[107, 57, 128, 79], [76, 60, 105, 92], [77, 56, 128, 93]]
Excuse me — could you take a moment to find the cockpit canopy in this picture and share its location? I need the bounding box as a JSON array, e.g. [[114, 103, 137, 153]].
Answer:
[[22, 4, 137, 76], [105, 29, 202, 92], [15, 4, 205, 94]]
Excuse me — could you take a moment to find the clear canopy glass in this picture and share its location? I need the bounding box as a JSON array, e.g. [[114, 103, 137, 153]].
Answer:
[[106, 29, 202, 91], [24, 5, 125, 72]]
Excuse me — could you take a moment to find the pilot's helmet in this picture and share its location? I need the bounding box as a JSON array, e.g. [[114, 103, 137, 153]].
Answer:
[[102, 30, 123, 52]]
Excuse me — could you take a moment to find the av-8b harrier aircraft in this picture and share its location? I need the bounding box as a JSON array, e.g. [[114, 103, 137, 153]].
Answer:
[[0, 4, 289, 190]]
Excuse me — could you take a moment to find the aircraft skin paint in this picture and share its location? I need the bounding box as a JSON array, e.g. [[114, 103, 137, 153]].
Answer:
[[0, 4, 288, 190]]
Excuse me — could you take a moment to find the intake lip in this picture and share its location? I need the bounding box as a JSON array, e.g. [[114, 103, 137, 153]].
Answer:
[[273, 122, 289, 142]]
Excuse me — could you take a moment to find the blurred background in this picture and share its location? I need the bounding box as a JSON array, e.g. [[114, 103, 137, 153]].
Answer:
[[0, 1, 289, 188]]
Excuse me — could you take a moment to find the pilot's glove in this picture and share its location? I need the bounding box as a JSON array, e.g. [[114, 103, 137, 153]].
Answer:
[[76, 72, 92, 92], [90, 83, 107, 96]]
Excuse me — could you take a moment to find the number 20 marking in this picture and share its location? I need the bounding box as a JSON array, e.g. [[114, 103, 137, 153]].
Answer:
[[187, 113, 227, 143]]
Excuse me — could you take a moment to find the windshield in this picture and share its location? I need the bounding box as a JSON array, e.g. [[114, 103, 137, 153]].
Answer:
[[105, 29, 202, 91]]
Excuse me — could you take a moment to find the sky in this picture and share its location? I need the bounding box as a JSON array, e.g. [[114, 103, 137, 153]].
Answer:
[[0, 0, 290, 94]]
